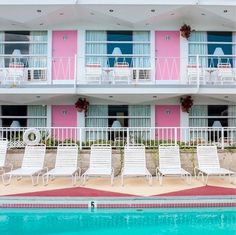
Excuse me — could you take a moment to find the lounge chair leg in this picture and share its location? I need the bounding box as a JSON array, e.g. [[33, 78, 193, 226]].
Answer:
[[43, 174, 49, 186], [159, 174, 163, 186], [149, 175, 152, 186], [205, 174, 209, 185], [121, 175, 124, 186], [2, 173, 12, 186]]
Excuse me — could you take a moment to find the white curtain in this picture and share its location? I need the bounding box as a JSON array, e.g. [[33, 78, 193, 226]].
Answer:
[[189, 32, 208, 67], [85, 31, 107, 67], [29, 31, 47, 68], [189, 105, 208, 141], [27, 105, 47, 127], [129, 105, 150, 127], [228, 105, 236, 127], [189, 105, 208, 127], [228, 105, 236, 141], [0, 31, 4, 68], [233, 32, 236, 68], [132, 31, 150, 68], [85, 105, 108, 141]]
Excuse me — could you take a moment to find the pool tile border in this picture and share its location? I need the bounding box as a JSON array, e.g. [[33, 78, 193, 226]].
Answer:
[[0, 196, 235, 208]]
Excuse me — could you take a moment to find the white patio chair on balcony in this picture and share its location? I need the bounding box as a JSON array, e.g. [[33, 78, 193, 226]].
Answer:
[[82, 144, 114, 185], [0, 139, 13, 176], [85, 64, 102, 83], [121, 144, 152, 186], [2, 144, 46, 186], [187, 64, 205, 84], [113, 62, 132, 84], [5, 62, 25, 86], [42, 144, 81, 186], [156, 145, 191, 185], [195, 145, 235, 185], [217, 63, 234, 84]]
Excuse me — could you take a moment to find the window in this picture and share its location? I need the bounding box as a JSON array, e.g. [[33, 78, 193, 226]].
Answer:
[[85, 105, 151, 141], [189, 105, 236, 141], [85, 30, 150, 68], [0, 31, 48, 80], [188, 31, 235, 68], [0, 105, 47, 128]]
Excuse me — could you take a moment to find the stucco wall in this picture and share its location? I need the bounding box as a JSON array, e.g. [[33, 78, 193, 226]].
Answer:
[[4, 149, 236, 176]]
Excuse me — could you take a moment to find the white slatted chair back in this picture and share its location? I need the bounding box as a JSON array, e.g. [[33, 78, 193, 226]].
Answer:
[[22, 145, 46, 168], [197, 145, 220, 169], [114, 67, 131, 78], [0, 139, 8, 167], [159, 145, 181, 169], [55, 145, 78, 168], [124, 145, 147, 170], [89, 145, 112, 170]]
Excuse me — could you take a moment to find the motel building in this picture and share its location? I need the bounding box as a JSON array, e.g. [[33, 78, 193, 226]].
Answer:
[[0, 0, 235, 150]]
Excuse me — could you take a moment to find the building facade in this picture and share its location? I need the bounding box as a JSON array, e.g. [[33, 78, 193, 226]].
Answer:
[[0, 0, 235, 147]]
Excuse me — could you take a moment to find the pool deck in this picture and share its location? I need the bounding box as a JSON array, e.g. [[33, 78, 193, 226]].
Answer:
[[0, 176, 235, 197]]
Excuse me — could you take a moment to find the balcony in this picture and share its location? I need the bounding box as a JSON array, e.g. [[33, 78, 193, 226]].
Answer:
[[0, 55, 235, 88]]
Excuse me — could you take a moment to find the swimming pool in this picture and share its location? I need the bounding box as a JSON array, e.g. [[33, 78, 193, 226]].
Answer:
[[0, 207, 235, 235]]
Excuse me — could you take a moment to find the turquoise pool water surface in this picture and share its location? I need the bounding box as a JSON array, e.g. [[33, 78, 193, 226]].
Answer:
[[0, 207, 235, 235]]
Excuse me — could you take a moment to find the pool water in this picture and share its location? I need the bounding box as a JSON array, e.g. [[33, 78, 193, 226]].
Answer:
[[0, 207, 235, 235]]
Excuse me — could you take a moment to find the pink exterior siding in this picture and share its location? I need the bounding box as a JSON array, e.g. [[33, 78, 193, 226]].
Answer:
[[155, 105, 180, 140], [52, 31, 77, 80], [155, 31, 180, 80], [52, 105, 77, 141]]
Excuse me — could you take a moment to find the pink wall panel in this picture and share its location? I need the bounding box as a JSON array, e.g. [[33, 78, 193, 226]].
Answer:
[[52, 105, 77, 141], [52, 31, 77, 80], [155, 31, 180, 80], [155, 105, 180, 140]]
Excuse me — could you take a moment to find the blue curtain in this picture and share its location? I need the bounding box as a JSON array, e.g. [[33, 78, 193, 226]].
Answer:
[[129, 105, 150, 127]]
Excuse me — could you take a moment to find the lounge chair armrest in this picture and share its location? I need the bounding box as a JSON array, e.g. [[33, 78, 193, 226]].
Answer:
[[42, 167, 48, 174], [75, 167, 81, 177]]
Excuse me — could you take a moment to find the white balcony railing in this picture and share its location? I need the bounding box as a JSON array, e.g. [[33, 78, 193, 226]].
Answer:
[[0, 54, 235, 86], [1, 126, 236, 150]]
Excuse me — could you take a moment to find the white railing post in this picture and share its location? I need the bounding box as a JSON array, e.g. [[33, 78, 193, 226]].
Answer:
[[196, 54, 200, 89], [127, 128, 130, 146], [174, 127, 177, 145], [79, 127, 82, 150], [221, 128, 224, 150]]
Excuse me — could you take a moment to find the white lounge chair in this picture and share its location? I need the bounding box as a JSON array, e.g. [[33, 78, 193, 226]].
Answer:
[[82, 145, 114, 185], [43, 144, 80, 186], [0, 139, 13, 175], [156, 145, 191, 185], [121, 144, 152, 186], [195, 145, 235, 185], [2, 144, 46, 186]]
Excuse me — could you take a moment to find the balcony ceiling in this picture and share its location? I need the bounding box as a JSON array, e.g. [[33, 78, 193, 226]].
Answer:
[[0, 3, 235, 30], [0, 93, 235, 105]]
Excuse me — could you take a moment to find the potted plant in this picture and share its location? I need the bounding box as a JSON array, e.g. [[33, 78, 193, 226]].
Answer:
[[180, 24, 192, 40], [75, 98, 89, 113], [180, 96, 193, 113]]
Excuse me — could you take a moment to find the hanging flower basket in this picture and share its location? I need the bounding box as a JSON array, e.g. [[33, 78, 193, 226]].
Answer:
[[180, 24, 192, 40], [75, 98, 89, 113], [180, 96, 193, 113]]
